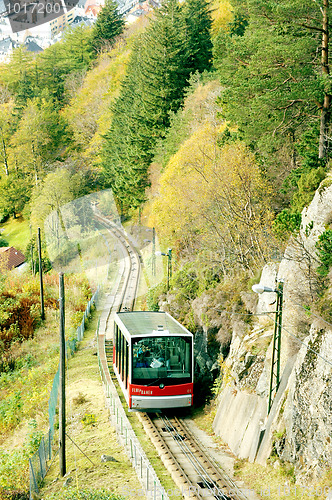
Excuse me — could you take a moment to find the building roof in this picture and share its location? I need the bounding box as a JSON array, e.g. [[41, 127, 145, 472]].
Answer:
[[71, 15, 94, 26], [0, 246, 25, 270], [115, 311, 192, 337], [25, 39, 43, 52], [0, 37, 17, 52], [85, 5, 102, 16]]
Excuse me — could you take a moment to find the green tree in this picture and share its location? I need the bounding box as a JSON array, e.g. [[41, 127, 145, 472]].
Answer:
[[183, 0, 213, 74], [0, 102, 14, 176], [140, 0, 191, 133], [0, 46, 34, 97], [101, 43, 152, 213], [214, 0, 332, 169], [10, 98, 68, 185], [0, 174, 31, 219], [102, 0, 213, 211], [37, 44, 67, 103], [30, 168, 75, 230], [316, 229, 332, 277], [272, 209, 302, 241], [60, 25, 94, 71], [90, 0, 125, 53]]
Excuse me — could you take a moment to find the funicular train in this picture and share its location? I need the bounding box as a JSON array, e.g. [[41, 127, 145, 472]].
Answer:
[[113, 311, 194, 410]]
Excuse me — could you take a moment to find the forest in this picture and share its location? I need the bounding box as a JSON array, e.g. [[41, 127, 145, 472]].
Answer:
[[0, 0, 332, 497], [0, 0, 331, 275]]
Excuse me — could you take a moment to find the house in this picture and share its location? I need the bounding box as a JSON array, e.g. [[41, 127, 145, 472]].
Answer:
[[0, 247, 25, 271], [0, 37, 18, 63], [85, 5, 102, 18], [69, 14, 94, 29], [24, 39, 43, 53]]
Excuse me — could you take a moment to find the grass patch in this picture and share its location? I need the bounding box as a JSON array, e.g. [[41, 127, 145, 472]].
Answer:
[[233, 459, 329, 499], [0, 217, 30, 252], [41, 315, 141, 498]]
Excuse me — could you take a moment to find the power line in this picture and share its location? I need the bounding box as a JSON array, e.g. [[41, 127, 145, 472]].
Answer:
[[215, 309, 276, 317], [287, 296, 332, 330], [274, 320, 332, 369]]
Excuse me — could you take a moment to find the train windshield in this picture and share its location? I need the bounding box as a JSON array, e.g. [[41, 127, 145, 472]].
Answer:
[[132, 336, 192, 386]]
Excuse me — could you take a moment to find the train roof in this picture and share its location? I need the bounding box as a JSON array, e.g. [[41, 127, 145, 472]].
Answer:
[[115, 311, 193, 337]]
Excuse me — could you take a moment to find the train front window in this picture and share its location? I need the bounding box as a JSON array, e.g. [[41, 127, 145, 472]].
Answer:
[[132, 336, 192, 385]]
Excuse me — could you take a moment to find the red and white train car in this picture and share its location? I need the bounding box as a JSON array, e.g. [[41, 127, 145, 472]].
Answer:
[[113, 311, 194, 410]]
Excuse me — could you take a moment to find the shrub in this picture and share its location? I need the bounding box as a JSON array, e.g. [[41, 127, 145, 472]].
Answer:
[[272, 210, 301, 240], [0, 237, 9, 247], [171, 263, 199, 301], [23, 420, 43, 457], [316, 229, 332, 277], [81, 413, 96, 427], [291, 167, 326, 212], [146, 282, 167, 311], [0, 449, 28, 493], [0, 391, 23, 432]]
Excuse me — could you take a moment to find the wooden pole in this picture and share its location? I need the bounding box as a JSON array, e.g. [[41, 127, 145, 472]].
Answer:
[[59, 272, 66, 476], [37, 228, 45, 320]]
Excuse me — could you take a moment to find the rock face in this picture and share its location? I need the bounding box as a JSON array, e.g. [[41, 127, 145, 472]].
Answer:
[[213, 181, 332, 480], [281, 324, 332, 481]]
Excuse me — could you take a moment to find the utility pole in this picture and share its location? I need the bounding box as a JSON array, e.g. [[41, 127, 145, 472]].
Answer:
[[59, 272, 66, 476], [252, 280, 284, 414], [155, 248, 173, 290], [152, 227, 156, 276], [37, 228, 45, 320], [268, 281, 284, 413], [167, 248, 172, 291]]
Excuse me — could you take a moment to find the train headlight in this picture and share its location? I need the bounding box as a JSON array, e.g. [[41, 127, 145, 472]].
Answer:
[[159, 383, 165, 389]]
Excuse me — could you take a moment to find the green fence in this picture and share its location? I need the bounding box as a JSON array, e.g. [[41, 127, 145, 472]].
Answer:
[[29, 288, 99, 500], [97, 324, 169, 500]]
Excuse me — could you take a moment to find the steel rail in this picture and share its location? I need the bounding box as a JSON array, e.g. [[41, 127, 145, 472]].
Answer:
[[175, 418, 248, 500], [159, 415, 231, 500], [94, 213, 141, 313]]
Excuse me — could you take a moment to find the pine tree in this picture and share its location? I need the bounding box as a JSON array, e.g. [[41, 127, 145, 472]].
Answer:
[[102, 0, 214, 212], [183, 0, 213, 74], [90, 0, 125, 53], [139, 0, 190, 133], [214, 0, 331, 163], [102, 44, 152, 211]]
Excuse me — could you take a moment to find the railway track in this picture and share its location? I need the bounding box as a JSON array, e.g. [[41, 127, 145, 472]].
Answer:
[[138, 412, 248, 500], [94, 213, 141, 313], [94, 212, 248, 500]]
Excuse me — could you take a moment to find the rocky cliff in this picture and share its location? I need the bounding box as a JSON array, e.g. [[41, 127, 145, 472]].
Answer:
[[211, 179, 332, 481]]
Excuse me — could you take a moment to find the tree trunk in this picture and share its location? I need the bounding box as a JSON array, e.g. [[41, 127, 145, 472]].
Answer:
[[2, 136, 8, 176], [319, 0, 330, 159]]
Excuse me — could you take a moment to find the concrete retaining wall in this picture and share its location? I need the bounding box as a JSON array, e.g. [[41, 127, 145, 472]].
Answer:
[[213, 386, 267, 462]]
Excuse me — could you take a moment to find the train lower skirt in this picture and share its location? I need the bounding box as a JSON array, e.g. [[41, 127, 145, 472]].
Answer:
[[131, 394, 192, 410]]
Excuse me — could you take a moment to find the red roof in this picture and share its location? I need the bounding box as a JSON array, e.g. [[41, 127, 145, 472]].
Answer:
[[85, 5, 101, 15], [0, 247, 25, 271]]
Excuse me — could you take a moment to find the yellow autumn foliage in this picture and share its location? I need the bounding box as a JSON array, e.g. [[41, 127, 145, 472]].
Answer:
[[63, 41, 131, 161], [210, 0, 233, 34], [150, 120, 273, 272]]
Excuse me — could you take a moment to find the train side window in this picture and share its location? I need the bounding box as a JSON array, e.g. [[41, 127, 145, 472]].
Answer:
[[116, 326, 121, 369], [120, 332, 124, 377], [124, 341, 129, 386], [115, 325, 118, 368], [121, 335, 125, 381]]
